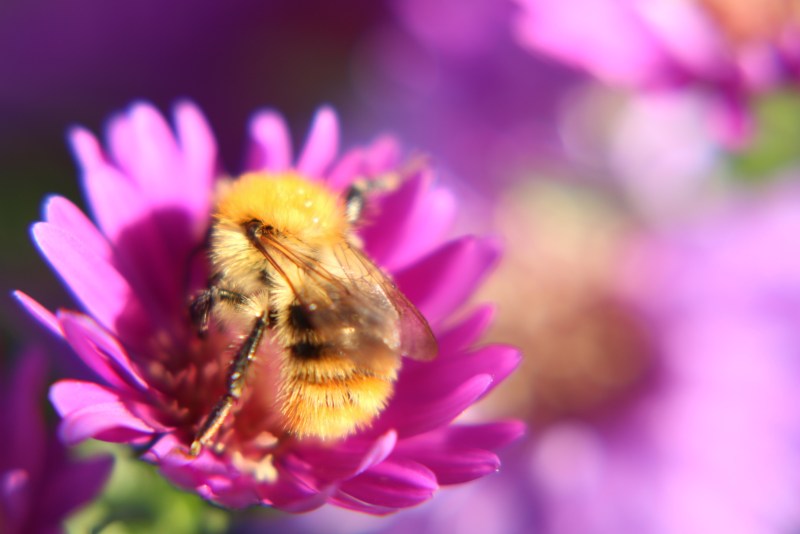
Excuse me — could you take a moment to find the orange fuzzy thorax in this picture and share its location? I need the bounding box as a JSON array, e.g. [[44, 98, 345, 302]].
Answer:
[[214, 173, 348, 244]]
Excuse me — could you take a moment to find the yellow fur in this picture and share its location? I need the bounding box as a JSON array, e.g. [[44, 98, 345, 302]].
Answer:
[[280, 374, 394, 439], [215, 172, 347, 244]]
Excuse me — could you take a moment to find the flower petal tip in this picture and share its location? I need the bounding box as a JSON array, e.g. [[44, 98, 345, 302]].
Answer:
[[12, 290, 63, 337]]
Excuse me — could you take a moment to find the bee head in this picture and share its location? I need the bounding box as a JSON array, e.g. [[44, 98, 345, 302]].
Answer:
[[214, 173, 348, 245]]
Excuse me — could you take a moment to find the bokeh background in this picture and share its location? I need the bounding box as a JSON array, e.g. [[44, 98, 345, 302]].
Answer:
[[4, 0, 800, 532]]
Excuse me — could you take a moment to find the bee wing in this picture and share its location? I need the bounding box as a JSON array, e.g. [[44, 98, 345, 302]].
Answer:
[[262, 233, 438, 363], [329, 242, 438, 362]]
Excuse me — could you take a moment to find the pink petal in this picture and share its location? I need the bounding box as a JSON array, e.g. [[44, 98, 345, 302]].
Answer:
[[58, 311, 149, 391], [143, 433, 191, 464], [326, 135, 402, 191], [32, 222, 148, 336], [153, 437, 302, 511], [352, 430, 398, 475], [379, 374, 494, 437], [13, 291, 62, 337], [419, 345, 520, 399], [73, 142, 147, 241], [73, 122, 201, 310], [323, 148, 366, 190], [396, 236, 501, 325], [43, 196, 111, 261], [296, 106, 339, 178], [50, 380, 157, 444], [69, 126, 111, 176], [107, 102, 182, 200], [435, 304, 495, 356], [362, 170, 457, 271], [293, 430, 398, 483], [442, 421, 527, 450], [174, 100, 217, 221], [384, 345, 520, 436], [336, 459, 438, 510], [362, 136, 403, 175], [151, 438, 249, 498], [395, 421, 526, 484], [512, 0, 676, 86], [638, 0, 732, 79], [246, 110, 293, 172], [261, 464, 337, 512], [50, 379, 125, 415], [77, 119, 204, 321], [73, 160, 189, 328], [415, 449, 499, 485], [196, 478, 261, 510]]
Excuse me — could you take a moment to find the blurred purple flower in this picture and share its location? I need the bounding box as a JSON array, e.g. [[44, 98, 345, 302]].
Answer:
[[557, 87, 727, 224], [0, 350, 112, 534], [351, 0, 579, 199], [16, 102, 522, 513], [513, 0, 800, 144], [521, 184, 800, 533]]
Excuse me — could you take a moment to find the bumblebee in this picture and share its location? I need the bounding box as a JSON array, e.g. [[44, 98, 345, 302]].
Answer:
[[189, 172, 437, 455]]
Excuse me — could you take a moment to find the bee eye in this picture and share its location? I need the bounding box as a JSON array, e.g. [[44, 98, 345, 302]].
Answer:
[[245, 219, 264, 238]]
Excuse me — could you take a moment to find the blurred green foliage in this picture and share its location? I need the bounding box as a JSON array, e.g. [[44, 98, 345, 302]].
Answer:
[[66, 442, 230, 534], [729, 91, 800, 182]]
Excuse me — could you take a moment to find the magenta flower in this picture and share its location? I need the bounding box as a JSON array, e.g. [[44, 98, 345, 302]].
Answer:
[[513, 0, 800, 144], [1, 350, 112, 534], [16, 101, 522, 513]]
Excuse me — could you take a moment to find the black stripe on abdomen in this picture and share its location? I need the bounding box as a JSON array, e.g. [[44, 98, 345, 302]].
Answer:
[[290, 342, 325, 360]]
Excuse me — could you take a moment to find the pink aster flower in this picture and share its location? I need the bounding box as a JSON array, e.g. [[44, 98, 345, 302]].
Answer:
[[513, 0, 800, 144], [1, 350, 112, 534], [15, 101, 522, 513]]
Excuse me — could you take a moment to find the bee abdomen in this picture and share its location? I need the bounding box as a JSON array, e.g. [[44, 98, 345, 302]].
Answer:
[[287, 303, 315, 331], [289, 341, 325, 360], [278, 366, 395, 440]]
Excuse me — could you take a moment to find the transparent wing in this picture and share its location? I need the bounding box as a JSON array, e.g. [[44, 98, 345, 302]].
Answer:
[[331, 242, 438, 362], [260, 233, 438, 363]]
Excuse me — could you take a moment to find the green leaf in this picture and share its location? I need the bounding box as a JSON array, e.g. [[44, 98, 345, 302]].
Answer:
[[65, 442, 230, 534], [729, 91, 800, 182]]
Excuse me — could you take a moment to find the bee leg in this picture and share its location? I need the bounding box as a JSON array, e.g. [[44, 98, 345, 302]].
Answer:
[[190, 312, 268, 456], [345, 161, 420, 224], [344, 182, 368, 225], [189, 287, 251, 336]]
